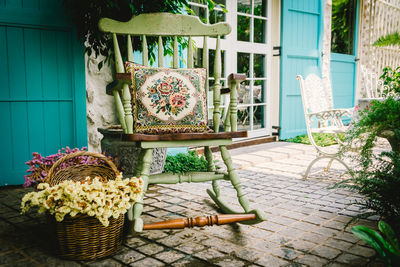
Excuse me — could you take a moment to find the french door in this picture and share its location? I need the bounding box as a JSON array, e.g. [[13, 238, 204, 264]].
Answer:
[[189, 0, 272, 138]]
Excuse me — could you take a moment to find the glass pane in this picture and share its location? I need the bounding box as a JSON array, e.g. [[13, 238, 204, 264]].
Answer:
[[237, 0, 251, 14], [237, 106, 251, 130], [254, 0, 267, 17], [237, 52, 250, 77], [191, 5, 207, 23], [254, 18, 266, 43], [331, 0, 356, 55], [253, 105, 265, 129], [238, 81, 251, 104], [237, 15, 250, 41], [214, 0, 226, 7], [209, 9, 226, 24], [193, 48, 203, 69], [209, 50, 225, 78], [209, 79, 225, 91], [253, 80, 265, 103], [253, 54, 265, 77], [208, 89, 213, 107]]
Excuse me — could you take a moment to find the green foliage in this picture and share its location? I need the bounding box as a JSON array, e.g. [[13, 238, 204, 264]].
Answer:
[[63, 0, 189, 67], [346, 97, 400, 166], [351, 221, 400, 266], [336, 151, 400, 229], [336, 70, 400, 229], [163, 151, 208, 173], [380, 66, 400, 97], [373, 32, 400, 47], [284, 133, 345, 147], [62, 0, 225, 69], [331, 0, 356, 54]]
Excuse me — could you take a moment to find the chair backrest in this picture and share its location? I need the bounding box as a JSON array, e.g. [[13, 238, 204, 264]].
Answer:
[[359, 65, 383, 98], [297, 73, 334, 115], [98, 13, 231, 134]]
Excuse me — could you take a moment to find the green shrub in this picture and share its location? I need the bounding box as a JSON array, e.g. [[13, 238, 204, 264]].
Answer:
[[284, 133, 345, 147], [163, 150, 208, 173], [334, 151, 400, 231]]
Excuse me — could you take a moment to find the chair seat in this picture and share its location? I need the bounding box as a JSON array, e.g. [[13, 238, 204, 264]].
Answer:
[[310, 126, 348, 134], [123, 131, 248, 141]]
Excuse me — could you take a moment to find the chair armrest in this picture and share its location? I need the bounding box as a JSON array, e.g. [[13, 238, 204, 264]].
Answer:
[[106, 73, 132, 95], [228, 73, 246, 84]]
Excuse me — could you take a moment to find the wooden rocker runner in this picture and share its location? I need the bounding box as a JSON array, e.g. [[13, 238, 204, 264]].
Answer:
[[98, 12, 266, 233]]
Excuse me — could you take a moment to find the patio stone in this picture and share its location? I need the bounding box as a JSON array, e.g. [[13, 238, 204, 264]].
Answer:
[[335, 252, 370, 265], [1, 142, 386, 266], [113, 247, 146, 264], [153, 250, 186, 263], [214, 257, 247, 267], [295, 254, 330, 266], [309, 245, 342, 259], [324, 238, 353, 251], [193, 248, 225, 261], [346, 245, 376, 258], [86, 258, 124, 267], [255, 254, 290, 266], [136, 243, 165, 255], [129, 257, 165, 267], [286, 240, 317, 253], [271, 247, 303, 261]]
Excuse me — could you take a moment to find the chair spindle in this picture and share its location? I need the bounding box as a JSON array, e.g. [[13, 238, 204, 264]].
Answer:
[[142, 35, 148, 67], [173, 36, 179, 68], [213, 35, 222, 133], [187, 37, 193, 68]]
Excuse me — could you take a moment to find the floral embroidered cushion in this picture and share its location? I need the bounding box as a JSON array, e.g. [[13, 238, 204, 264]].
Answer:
[[125, 62, 208, 134]]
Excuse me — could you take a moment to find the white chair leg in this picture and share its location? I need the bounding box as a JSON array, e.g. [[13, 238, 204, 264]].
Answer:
[[303, 155, 325, 179], [324, 158, 334, 172], [303, 155, 352, 179]]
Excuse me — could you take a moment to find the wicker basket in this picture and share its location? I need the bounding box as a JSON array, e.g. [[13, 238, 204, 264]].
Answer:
[[46, 151, 124, 261]]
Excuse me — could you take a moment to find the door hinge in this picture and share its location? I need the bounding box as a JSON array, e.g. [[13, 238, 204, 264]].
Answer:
[[273, 46, 281, 56]]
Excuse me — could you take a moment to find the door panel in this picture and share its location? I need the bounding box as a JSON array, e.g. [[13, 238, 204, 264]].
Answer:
[[279, 0, 324, 139], [0, 0, 86, 185], [331, 53, 356, 109]]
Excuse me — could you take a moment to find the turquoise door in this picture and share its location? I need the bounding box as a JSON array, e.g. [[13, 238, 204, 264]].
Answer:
[[330, 0, 359, 109], [279, 0, 324, 139], [0, 1, 87, 186]]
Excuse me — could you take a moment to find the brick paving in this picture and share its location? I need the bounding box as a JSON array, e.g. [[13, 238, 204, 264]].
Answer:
[[0, 142, 388, 266]]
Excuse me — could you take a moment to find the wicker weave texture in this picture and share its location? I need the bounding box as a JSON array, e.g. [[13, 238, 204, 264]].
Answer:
[[54, 214, 124, 260], [46, 151, 120, 186], [47, 151, 124, 260]]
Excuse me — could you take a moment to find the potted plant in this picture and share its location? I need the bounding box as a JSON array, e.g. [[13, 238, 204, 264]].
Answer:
[[21, 150, 143, 260], [21, 175, 143, 260], [23, 147, 118, 188]]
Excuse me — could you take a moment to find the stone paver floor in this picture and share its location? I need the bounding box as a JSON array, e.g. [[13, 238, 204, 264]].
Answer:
[[0, 142, 388, 266]]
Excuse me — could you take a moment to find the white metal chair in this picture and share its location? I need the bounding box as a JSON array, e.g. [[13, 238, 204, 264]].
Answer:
[[296, 74, 354, 179], [359, 65, 384, 99]]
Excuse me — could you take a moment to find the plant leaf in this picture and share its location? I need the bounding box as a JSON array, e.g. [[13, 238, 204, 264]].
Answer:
[[351, 225, 388, 259], [379, 221, 400, 255], [373, 32, 400, 47]]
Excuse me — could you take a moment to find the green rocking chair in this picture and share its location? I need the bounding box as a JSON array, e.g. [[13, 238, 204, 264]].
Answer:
[[98, 12, 266, 233]]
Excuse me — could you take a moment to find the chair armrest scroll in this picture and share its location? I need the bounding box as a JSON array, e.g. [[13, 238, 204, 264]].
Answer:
[[228, 73, 246, 84], [106, 73, 132, 95], [307, 108, 354, 119]]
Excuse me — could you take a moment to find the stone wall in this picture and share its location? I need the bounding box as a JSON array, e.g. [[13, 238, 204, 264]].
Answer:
[[322, 0, 332, 84], [85, 52, 118, 152]]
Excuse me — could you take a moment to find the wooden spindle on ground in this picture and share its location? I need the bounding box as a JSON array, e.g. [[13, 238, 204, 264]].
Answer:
[[143, 214, 256, 230]]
